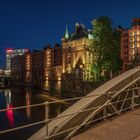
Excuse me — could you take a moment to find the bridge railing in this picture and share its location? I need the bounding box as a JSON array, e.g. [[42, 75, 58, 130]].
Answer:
[[0, 86, 140, 139]]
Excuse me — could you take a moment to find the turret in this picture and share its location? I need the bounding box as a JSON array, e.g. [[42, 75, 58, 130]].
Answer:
[[64, 25, 69, 40]]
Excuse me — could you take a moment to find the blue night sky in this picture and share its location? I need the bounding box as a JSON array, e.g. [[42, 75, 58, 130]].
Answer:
[[0, 0, 140, 68]]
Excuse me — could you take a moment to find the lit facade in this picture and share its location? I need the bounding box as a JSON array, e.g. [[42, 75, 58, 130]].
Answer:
[[6, 48, 28, 71], [11, 20, 140, 85], [120, 18, 140, 70], [24, 52, 32, 82], [128, 18, 140, 61], [120, 29, 129, 70], [62, 23, 92, 81], [43, 44, 52, 81], [43, 44, 62, 81]]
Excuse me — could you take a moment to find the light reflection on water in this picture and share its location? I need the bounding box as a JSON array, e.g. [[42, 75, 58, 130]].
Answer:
[[0, 86, 68, 140], [26, 89, 31, 120], [0, 88, 44, 131], [44, 80, 61, 96], [5, 90, 15, 127]]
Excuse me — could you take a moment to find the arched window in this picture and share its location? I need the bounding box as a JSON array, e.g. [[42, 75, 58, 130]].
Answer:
[[68, 47, 71, 53]]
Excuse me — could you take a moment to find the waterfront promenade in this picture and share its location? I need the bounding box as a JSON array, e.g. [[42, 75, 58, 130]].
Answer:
[[72, 108, 140, 140]]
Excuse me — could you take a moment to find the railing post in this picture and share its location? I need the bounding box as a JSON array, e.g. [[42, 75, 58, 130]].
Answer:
[[45, 101, 49, 138], [107, 92, 113, 100], [131, 87, 135, 110]]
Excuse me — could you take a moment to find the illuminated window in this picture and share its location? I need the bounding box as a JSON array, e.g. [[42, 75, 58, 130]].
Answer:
[[47, 51, 50, 55]]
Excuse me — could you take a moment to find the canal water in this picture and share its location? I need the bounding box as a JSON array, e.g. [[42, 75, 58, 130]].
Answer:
[[0, 87, 67, 140]]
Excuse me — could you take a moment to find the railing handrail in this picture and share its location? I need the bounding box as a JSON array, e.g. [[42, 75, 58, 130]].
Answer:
[[0, 86, 139, 113], [0, 102, 46, 113], [0, 93, 139, 135], [45, 104, 140, 140]]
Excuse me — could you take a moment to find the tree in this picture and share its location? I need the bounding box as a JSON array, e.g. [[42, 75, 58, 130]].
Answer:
[[108, 29, 123, 74], [89, 16, 122, 81]]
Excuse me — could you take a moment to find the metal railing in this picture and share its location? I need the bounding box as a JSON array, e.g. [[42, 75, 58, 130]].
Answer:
[[0, 87, 140, 139]]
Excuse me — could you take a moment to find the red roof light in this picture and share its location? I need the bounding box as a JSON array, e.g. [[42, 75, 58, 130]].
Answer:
[[6, 48, 13, 53]]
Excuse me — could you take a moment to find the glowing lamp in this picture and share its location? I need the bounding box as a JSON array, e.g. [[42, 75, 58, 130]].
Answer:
[[58, 77, 61, 81], [80, 65, 83, 68]]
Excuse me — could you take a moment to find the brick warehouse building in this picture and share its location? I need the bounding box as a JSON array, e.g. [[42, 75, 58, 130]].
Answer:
[[120, 29, 129, 70], [121, 18, 140, 70], [10, 18, 140, 88], [11, 44, 62, 86]]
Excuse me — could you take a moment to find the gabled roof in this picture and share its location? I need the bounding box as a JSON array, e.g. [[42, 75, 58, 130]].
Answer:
[[63, 23, 90, 41], [70, 23, 89, 40]]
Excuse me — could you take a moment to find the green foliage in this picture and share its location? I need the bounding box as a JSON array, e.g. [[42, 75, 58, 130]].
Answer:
[[89, 16, 122, 81], [108, 29, 123, 73]]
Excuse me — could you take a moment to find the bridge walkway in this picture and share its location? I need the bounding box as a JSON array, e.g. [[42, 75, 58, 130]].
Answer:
[[29, 67, 140, 140], [72, 108, 140, 140]]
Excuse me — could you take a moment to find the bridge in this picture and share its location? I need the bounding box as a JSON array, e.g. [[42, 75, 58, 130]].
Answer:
[[0, 67, 140, 140], [71, 108, 140, 140], [28, 67, 140, 140]]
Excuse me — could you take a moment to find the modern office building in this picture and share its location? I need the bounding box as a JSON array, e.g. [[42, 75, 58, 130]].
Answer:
[[6, 48, 28, 71], [11, 55, 25, 81]]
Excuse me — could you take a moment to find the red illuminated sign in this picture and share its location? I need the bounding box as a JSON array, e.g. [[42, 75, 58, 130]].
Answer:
[[6, 48, 13, 53]]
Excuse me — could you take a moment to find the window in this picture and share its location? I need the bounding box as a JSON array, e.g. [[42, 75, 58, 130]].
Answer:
[[67, 56, 71, 64], [68, 47, 71, 53], [130, 44, 133, 48]]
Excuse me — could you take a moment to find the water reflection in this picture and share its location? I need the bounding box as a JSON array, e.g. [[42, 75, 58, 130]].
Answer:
[[25, 88, 31, 120], [44, 81, 49, 90], [44, 80, 61, 96], [5, 90, 15, 127], [6, 104, 14, 127], [0, 87, 68, 139], [0, 88, 45, 131]]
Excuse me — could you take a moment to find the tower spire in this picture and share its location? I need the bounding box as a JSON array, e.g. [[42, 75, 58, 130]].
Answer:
[[65, 25, 69, 40]]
